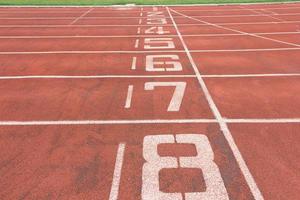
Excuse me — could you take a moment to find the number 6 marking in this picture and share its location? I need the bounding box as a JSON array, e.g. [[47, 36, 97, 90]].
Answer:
[[142, 134, 229, 200], [146, 55, 182, 72], [144, 82, 186, 112]]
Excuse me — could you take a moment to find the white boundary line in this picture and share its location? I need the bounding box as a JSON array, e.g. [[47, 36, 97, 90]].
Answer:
[[0, 1, 299, 7], [191, 47, 300, 52], [167, 6, 264, 200], [0, 32, 299, 38], [167, 5, 300, 12], [0, 75, 196, 79], [0, 119, 218, 126], [1, 47, 300, 54], [170, 8, 300, 47], [0, 35, 181, 38], [0, 50, 190, 54], [0, 5, 300, 13], [179, 20, 300, 26], [1, 20, 300, 27], [226, 118, 300, 123], [204, 73, 300, 78], [1, 74, 300, 80], [0, 118, 300, 126], [109, 143, 126, 200]]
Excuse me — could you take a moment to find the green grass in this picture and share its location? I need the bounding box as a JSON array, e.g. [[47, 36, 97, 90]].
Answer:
[[0, 0, 299, 6]]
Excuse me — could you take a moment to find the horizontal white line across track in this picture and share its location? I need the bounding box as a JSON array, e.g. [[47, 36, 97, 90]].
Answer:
[[0, 118, 300, 126], [0, 74, 300, 80]]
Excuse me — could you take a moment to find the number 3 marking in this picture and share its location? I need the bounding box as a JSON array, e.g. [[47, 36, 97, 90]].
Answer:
[[142, 134, 229, 200]]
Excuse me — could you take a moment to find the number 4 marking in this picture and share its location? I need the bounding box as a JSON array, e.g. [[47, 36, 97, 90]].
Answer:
[[145, 26, 170, 35], [145, 82, 186, 112]]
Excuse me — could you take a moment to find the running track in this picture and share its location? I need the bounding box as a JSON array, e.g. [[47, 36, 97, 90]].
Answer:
[[0, 2, 299, 200]]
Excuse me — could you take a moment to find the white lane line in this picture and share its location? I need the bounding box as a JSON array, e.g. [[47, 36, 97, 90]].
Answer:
[[1, 47, 300, 54], [138, 19, 142, 24], [125, 85, 134, 109], [0, 118, 300, 126], [226, 118, 300, 123], [140, 12, 143, 17], [174, 3, 300, 9], [1, 20, 300, 27], [0, 32, 299, 38], [109, 143, 126, 200], [182, 32, 300, 37], [0, 50, 188, 54], [170, 8, 300, 48], [69, 7, 94, 25], [0, 35, 179, 38], [167, 6, 265, 200], [2, 73, 300, 80], [165, 5, 300, 12], [0, 75, 196, 79], [134, 39, 139, 48], [191, 47, 300, 52], [131, 57, 137, 70], [204, 73, 300, 78], [0, 119, 218, 126]]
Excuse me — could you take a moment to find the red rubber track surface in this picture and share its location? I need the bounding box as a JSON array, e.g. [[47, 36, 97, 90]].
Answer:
[[0, 2, 299, 200]]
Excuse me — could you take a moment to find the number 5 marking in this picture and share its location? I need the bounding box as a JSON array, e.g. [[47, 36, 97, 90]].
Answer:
[[142, 134, 229, 200], [144, 38, 175, 49], [144, 82, 186, 112]]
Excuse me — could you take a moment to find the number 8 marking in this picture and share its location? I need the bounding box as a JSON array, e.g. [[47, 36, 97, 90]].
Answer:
[[142, 134, 229, 200]]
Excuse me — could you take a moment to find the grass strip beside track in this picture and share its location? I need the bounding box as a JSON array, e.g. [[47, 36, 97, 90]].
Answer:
[[0, 0, 299, 6]]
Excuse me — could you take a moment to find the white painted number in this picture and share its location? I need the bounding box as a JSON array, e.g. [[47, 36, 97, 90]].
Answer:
[[144, 82, 186, 112], [147, 11, 164, 17], [146, 55, 182, 72], [147, 18, 167, 25], [145, 26, 170, 35], [144, 38, 175, 49], [142, 134, 229, 200]]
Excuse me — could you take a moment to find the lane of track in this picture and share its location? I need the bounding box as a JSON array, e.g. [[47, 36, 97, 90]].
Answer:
[[0, 23, 299, 37], [1, 15, 300, 25]]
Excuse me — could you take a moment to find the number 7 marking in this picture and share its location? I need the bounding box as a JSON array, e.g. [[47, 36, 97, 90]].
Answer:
[[144, 82, 186, 112]]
